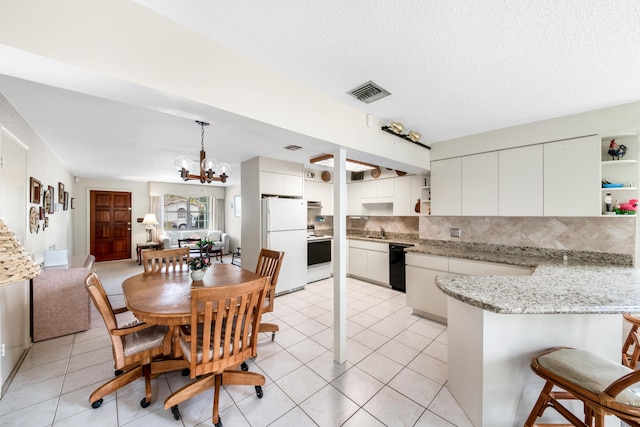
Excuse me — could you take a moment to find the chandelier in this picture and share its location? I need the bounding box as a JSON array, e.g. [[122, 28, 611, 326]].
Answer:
[[175, 120, 230, 183]]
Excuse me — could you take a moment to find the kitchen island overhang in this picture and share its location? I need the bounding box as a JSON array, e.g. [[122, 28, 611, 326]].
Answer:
[[436, 263, 639, 427]]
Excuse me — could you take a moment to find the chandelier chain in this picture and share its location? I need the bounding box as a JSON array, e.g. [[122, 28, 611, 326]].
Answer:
[[200, 122, 205, 151]]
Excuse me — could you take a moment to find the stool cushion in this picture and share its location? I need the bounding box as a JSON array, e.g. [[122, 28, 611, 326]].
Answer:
[[538, 348, 640, 406]]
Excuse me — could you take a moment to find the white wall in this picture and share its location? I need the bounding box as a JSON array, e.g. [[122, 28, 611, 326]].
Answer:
[[0, 92, 74, 390], [431, 101, 640, 160], [225, 185, 241, 252]]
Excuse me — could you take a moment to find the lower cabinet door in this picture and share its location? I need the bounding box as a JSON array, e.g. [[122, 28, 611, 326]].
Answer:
[[406, 266, 448, 322]]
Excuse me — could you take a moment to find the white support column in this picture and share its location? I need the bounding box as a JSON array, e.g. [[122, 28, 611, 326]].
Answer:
[[333, 148, 347, 363]]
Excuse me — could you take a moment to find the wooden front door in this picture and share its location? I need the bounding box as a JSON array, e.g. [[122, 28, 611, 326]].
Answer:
[[90, 190, 131, 262]]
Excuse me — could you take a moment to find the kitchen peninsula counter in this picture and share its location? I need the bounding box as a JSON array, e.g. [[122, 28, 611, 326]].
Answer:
[[409, 240, 636, 427]]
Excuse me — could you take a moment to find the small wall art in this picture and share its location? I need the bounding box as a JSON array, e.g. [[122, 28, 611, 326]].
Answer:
[[58, 182, 65, 204], [63, 191, 69, 210], [71, 197, 75, 209], [46, 185, 55, 214], [30, 177, 41, 204]]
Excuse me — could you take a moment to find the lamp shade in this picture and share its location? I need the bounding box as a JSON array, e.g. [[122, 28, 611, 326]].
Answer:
[[0, 219, 40, 286], [141, 213, 159, 227]]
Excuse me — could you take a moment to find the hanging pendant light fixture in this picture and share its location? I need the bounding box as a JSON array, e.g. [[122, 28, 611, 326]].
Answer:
[[175, 120, 230, 183]]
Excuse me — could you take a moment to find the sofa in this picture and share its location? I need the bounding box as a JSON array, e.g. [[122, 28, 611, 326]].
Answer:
[[159, 230, 230, 255]]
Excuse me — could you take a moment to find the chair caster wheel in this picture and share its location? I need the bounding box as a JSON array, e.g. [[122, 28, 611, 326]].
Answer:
[[181, 368, 190, 376], [91, 398, 103, 409], [240, 362, 248, 371], [140, 397, 150, 408], [171, 405, 180, 420], [114, 369, 124, 376], [256, 386, 263, 398]]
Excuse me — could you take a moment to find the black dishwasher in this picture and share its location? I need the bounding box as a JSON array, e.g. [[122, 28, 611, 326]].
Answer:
[[389, 243, 414, 293]]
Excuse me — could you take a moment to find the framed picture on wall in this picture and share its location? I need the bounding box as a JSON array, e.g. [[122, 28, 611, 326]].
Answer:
[[44, 186, 54, 214], [63, 191, 69, 210], [30, 177, 41, 204], [58, 182, 65, 204], [71, 197, 75, 209]]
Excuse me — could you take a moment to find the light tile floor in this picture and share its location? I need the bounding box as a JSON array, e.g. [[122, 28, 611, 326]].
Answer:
[[0, 260, 473, 426]]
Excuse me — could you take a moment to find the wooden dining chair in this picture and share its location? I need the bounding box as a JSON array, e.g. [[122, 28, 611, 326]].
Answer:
[[142, 247, 190, 273], [255, 249, 285, 340], [525, 346, 640, 427], [85, 272, 172, 409], [622, 313, 640, 368], [164, 276, 270, 426]]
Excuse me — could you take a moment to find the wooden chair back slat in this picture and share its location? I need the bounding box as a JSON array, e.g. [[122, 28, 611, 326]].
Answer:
[[255, 249, 284, 313], [187, 277, 269, 377], [142, 247, 189, 273]]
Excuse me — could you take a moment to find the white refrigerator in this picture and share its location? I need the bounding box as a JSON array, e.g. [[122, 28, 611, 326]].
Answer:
[[261, 198, 308, 295]]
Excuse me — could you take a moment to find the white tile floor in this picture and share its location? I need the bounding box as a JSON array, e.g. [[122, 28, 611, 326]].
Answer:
[[0, 260, 473, 426]]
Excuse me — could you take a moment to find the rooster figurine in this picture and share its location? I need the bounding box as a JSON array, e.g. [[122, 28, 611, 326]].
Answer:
[[608, 139, 628, 160]]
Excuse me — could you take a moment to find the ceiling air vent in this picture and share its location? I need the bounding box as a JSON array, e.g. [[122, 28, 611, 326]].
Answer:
[[284, 145, 303, 151], [347, 81, 391, 104]]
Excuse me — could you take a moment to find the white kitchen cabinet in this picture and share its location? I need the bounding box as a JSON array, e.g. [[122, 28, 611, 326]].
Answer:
[[361, 178, 394, 202], [306, 180, 333, 215], [543, 135, 600, 216], [347, 181, 363, 215], [499, 145, 544, 216], [406, 252, 532, 324], [393, 175, 421, 216], [431, 157, 461, 216], [393, 175, 411, 216], [348, 239, 389, 286], [461, 152, 498, 216], [261, 171, 303, 197], [349, 247, 368, 278], [406, 253, 449, 323]]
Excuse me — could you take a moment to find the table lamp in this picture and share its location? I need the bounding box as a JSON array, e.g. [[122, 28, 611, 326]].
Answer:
[[141, 213, 159, 242]]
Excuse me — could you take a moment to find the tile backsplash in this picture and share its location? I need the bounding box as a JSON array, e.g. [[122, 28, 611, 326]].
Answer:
[[420, 216, 637, 256], [307, 211, 636, 257]]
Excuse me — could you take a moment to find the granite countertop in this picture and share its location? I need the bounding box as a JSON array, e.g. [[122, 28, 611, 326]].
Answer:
[[407, 240, 640, 315]]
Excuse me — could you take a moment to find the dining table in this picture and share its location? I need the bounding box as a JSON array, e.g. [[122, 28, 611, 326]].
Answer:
[[122, 263, 265, 373], [122, 263, 264, 326]]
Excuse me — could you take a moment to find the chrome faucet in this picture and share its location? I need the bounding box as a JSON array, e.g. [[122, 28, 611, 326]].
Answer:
[[380, 227, 386, 239]]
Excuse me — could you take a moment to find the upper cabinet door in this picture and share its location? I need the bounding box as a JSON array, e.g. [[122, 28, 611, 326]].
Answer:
[[543, 135, 600, 216], [499, 145, 544, 216], [431, 157, 462, 216], [461, 152, 498, 216]]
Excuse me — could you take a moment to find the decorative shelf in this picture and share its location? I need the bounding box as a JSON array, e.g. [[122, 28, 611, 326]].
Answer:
[[601, 160, 637, 165], [601, 187, 637, 191]]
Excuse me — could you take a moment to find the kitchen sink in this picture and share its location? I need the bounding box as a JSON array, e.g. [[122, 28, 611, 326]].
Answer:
[[365, 236, 388, 240]]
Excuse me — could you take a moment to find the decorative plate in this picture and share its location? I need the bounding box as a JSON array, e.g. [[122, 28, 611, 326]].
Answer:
[[321, 171, 331, 182], [371, 167, 381, 179], [29, 206, 39, 233]]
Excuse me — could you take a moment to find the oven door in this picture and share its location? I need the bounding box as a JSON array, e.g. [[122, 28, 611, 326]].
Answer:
[[307, 240, 331, 266]]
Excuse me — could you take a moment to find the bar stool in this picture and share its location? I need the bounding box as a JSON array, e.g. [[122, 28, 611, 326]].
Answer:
[[622, 313, 640, 368], [525, 347, 640, 426]]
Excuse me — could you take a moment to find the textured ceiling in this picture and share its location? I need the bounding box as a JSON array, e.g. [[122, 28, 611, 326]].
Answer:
[[1, 1, 640, 185], [134, 0, 640, 143]]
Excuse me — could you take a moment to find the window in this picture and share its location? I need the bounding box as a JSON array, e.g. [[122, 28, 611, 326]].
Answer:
[[163, 194, 212, 230]]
